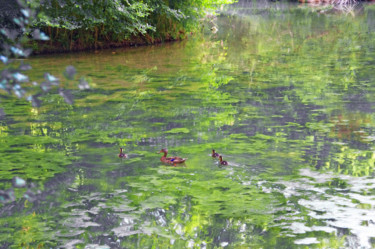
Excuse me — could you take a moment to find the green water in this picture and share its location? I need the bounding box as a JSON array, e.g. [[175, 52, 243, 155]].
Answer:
[[2, 2, 375, 248]]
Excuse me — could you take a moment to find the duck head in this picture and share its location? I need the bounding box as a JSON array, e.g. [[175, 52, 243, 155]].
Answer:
[[158, 148, 168, 156]]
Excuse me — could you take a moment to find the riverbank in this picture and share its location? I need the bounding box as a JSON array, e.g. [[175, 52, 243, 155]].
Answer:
[[30, 31, 188, 55]]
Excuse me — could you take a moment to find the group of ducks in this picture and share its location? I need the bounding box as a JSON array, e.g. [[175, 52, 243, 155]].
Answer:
[[210, 149, 228, 165], [118, 148, 228, 166]]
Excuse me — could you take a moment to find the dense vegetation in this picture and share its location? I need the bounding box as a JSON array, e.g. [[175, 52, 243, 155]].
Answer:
[[28, 0, 235, 53]]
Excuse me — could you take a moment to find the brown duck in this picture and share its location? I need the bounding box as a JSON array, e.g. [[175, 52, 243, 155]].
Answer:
[[158, 148, 187, 165]]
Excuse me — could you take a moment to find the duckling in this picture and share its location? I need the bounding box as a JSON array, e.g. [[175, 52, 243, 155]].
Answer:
[[212, 149, 220, 158], [219, 155, 228, 165], [118, 148, 127, 158]]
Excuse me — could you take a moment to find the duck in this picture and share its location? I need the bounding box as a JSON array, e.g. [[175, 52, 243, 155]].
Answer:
[[118, 148, 127, 159], [219, 155, 228, 165], [212, 149, 220, 158], [158, 148, 187, 165]]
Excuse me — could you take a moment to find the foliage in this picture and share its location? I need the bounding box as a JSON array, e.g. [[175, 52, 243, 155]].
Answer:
[[34, 0, 154, 36], [28, 0, 235, 52]]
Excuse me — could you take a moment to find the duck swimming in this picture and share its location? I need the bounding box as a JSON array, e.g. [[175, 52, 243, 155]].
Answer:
[[118, 148, 127, 158], [158, 148, 187, 165], [212, 149, 220, 158], [219, 155, 228, 165]]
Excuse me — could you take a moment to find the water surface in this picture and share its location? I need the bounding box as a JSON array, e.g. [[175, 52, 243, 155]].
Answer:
[[1, 2, 375, 248]]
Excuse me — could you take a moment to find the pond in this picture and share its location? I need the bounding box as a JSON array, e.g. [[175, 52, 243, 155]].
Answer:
[[1, 1, 375, 248]]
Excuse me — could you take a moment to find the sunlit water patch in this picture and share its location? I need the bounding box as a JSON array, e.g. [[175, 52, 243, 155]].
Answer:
[[272, 168, 375, 248]]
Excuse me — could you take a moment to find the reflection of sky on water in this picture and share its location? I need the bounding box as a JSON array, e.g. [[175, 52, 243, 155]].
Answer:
[[58, 167, 375, 248], [275, 168, 375, 248]]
